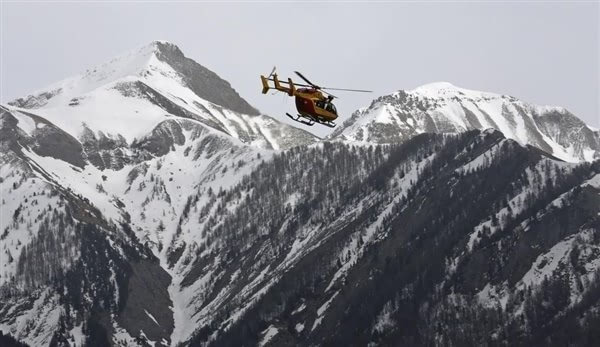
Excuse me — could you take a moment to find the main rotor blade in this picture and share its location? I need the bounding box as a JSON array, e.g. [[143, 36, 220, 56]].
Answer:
[[321, 90, 338, 99], [322, 87, 373, 93], [294, 71, 319, 88]]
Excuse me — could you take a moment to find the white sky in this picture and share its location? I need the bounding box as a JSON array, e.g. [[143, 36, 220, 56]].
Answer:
[[1, 1, 598, 137]]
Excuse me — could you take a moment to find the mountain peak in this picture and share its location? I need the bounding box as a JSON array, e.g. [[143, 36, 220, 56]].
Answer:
[[414, 81, 457, 90], [148, 40, 184, 58], [10, 40, 259, 116], [131, 40, 181, 55], [149, 39, 176, 46], [405, 81, 500, 100]]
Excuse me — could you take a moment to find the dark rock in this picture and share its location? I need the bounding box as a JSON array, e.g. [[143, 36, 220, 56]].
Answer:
[[153, 41, 260, 116]]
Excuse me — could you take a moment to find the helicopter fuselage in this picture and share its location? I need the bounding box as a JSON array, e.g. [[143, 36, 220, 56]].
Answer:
[[294, 88, 338, 122]]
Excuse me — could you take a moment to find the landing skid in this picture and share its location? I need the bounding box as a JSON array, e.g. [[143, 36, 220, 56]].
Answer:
[[286, 113, 336, 128]]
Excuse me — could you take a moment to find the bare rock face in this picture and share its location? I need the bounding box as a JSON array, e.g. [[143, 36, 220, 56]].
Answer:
[[8, 88, 62, 109], [79, 125, 131, 170], [534, 109, 600, 160], [153, 41, 260, 116], [1, 106, 86, 168], [133, 120, 186, 157], [116, 259, 174, 346]]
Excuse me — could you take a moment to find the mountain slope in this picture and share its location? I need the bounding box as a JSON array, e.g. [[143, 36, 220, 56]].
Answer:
[[1, 106, 174, 346], [330, 82, 599, 162], [3, 117, 599, 346], [0, 102, 272, 346], [182, 130, 600, 346]]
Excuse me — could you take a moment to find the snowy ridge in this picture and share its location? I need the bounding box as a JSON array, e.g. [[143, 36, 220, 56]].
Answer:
[[408, 81, 500, 100], [331, 82, 599, 162], [16, 42, 160, 109]]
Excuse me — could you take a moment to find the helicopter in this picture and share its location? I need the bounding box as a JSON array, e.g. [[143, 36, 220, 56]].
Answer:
[[260, 67, 372, 128]]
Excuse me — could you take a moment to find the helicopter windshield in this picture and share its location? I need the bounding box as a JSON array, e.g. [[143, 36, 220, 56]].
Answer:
[[326, 103, 337, 115]]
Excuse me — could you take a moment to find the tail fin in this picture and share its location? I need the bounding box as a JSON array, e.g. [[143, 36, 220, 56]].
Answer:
[[261, 75, 269, 94], [273, 73, 282, 90], [287, 78, 295, 96]]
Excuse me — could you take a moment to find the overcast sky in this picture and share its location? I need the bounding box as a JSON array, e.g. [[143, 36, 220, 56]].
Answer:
[[2, 1, 598, 137]]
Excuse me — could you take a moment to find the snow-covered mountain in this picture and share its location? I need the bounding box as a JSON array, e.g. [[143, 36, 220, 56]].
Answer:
[[330, 82, 599, 162], [1, 41, 317, 346], [8, 40, 317, 152], [2, 42, 600, 347]]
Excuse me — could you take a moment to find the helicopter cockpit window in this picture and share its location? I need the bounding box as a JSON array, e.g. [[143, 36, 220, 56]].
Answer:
[[326, 103, 337, 114]]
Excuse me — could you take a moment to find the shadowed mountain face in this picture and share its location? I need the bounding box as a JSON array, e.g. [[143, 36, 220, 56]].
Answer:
[[189, 131, 600, 347], [1, 42, 600, 346], [152, 41, 260, 116], [0, 106, 86, 168]]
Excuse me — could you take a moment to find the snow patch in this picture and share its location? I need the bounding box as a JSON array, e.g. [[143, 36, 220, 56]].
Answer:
[[259, 325, 279, 346]]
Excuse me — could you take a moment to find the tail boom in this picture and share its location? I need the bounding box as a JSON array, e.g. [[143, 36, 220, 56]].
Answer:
[[260, 73, 295, 96]]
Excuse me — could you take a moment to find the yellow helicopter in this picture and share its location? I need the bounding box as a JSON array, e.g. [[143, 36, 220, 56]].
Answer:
[[261, 68, 372, 128]]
